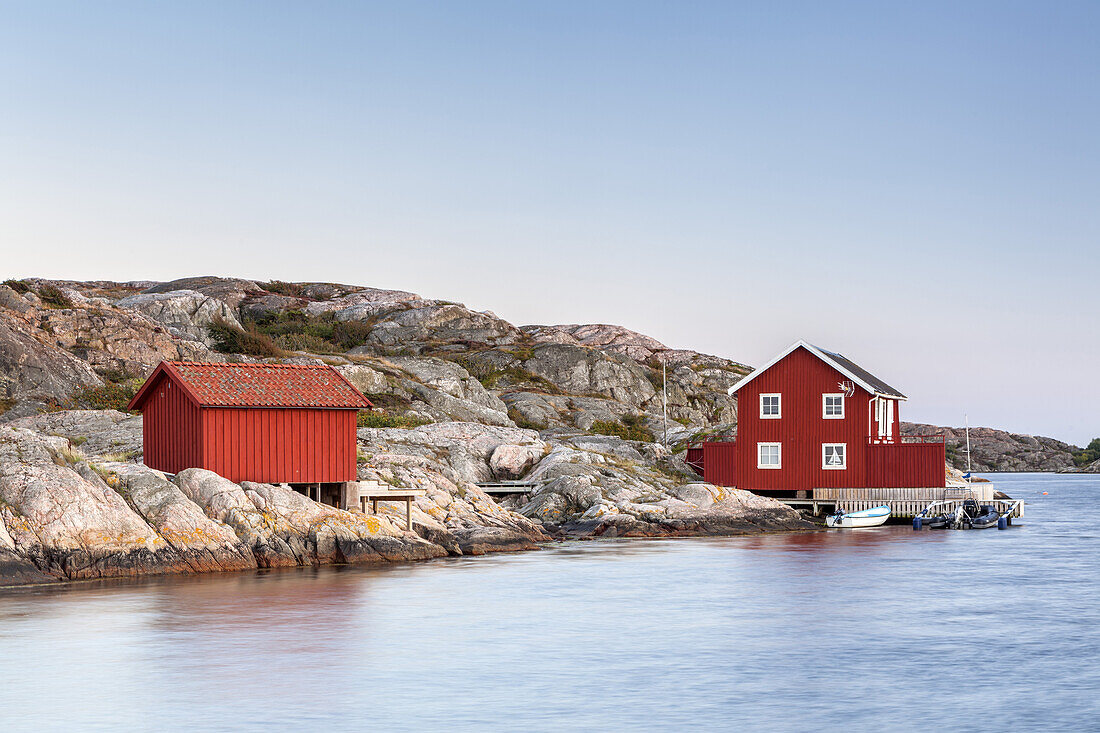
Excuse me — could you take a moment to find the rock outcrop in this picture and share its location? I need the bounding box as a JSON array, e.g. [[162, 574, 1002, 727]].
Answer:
[[514, 431, 811, 536], [0, 313, 104, 417], [117, 289, 242, 346], [357, 422, 552, 554], [903, 423, 1082, 472], [9, 409, 143, 459], [0, 427, 181, 580]]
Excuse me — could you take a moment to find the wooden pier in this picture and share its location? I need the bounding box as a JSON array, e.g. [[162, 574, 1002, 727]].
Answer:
[[351, 480, 426, 530], [780, 484, 1024, 520], [475, 481, 538, 496]]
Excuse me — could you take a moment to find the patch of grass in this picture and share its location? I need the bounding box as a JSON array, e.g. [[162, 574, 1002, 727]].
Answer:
[[97, 450, 140, 462], [50, 444, 85, 467], [207, 317, 287, 357], [590, 415, 655, 443], [91, 463, 122, 489], [357, 411, 432, 429], [273, 332, 339, 354], [475, 365, 563, 393], [3, 279, 30, 294], [37, 284, 73, 308], [507, 406, 546, 431], [502, 345, 535, 361], [0, 396, 14, 415]]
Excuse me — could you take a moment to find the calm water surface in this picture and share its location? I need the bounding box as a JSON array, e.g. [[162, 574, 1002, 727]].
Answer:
[[1, 473, 1096, 732]]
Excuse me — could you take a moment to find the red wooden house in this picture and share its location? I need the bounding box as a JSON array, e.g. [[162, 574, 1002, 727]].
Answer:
[[127, 361, 372, 485], [689, 341, 945, 494]]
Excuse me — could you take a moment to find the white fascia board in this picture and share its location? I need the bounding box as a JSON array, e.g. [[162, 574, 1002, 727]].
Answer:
[[726, 339, 908, 401]]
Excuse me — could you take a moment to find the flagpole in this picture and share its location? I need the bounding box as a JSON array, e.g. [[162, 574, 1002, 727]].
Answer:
[[965, 413, 972, 488], [662, 358, 668, 448]]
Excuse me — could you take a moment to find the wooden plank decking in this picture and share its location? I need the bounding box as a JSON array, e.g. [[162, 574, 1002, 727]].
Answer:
[[352, 480, 426, 530]]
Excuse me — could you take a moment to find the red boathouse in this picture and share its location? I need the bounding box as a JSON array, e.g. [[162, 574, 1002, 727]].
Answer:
[[689, 341, 945, 495], [127, 361, 372, 484]]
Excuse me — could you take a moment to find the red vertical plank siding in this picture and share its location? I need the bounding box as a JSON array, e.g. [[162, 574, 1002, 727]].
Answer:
[[867, 443, 945, 487], [702, 442, 737, 486], [141, 373, 205, 476], [186, 407, 358, 483]]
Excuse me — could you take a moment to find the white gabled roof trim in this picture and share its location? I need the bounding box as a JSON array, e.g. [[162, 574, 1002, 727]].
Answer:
[[726, 340, 908, 401]]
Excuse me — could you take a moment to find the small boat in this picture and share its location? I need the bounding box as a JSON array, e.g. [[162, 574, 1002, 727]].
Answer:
[[918, 513, 950, 529], [826, 505, 891, 528], [963, 501, 1000, 529]]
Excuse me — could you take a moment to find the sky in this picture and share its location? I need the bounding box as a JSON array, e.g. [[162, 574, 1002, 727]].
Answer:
[[1, 1, 1097, 445]]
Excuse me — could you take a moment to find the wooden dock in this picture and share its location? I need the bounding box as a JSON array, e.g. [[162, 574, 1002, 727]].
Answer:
[[352, 480, 426, 530], [475, 481, 538, 496], [781, 484, 1024, 520]]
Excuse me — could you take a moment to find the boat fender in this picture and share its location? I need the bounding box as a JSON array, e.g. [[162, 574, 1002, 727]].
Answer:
[[912, 517, 922, 530], [997, 516, 1008, 530]]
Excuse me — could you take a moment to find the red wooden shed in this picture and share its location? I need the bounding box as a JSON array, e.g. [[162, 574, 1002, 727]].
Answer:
[[688, 340, 945, 494], [127, 361, 372, 484]]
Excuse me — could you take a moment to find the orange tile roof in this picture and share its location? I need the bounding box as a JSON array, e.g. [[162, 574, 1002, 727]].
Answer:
[[155, 362, 372, 409]]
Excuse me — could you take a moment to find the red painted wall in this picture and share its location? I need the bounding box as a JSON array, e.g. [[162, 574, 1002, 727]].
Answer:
[[141, 374, 203, 475], [201, 407, 358, 484], [702, 442, 737, 486], [867, 443, 944, 487]]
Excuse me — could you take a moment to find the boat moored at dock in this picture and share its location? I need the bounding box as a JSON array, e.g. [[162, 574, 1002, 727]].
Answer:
[[825, 505, 891, 528]]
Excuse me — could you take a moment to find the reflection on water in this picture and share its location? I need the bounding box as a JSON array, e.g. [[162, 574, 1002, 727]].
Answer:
[[1, 474, 1097, 732]]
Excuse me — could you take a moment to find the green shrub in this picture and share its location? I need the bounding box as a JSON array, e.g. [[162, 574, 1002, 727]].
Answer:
[[244, 309, 374, 353], [260, 280, 307, 298], [207, 318, 286, 357], [70, 379, 143, 411], [357, 411, 432, 429], [3, 279, 29, 294], [591, 415, 655, 442], [331, 320, 374, 350], [1073, 438, 1100, 467], [37, 284, 73, 308]]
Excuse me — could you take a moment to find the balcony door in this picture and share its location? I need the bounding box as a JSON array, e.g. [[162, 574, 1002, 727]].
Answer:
[[874, 397, 894, 443]]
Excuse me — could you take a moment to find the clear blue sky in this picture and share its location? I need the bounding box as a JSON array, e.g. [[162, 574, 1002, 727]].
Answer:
[[1, 2, 1097, 444]]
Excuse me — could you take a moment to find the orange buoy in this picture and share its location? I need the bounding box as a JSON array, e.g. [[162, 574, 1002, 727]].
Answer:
[[1042, 491, 1049, 495]]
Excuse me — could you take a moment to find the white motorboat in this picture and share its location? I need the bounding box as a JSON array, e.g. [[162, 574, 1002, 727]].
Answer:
[[825, 505, 891, 528]]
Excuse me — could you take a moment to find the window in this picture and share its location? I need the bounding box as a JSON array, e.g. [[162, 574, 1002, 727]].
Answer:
[[822, 443, 847, 469], [758, 442, 782, 469], [823, 393, 844, 419], [760, 393, 781, 419]]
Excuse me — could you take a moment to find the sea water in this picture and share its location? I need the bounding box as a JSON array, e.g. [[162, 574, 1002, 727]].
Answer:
[[1, 473, 1096, 732]]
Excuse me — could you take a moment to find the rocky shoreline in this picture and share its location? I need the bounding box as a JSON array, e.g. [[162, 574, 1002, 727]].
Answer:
[[0, 274, 1079, 588], [0, 412, 811, 588]]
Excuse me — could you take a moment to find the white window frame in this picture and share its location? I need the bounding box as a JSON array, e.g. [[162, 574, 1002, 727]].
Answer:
[[823, 393, 844, 419], [822, 443, 847, 470], [760, 393, 781, 419], [757, 442, 782, 469]]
